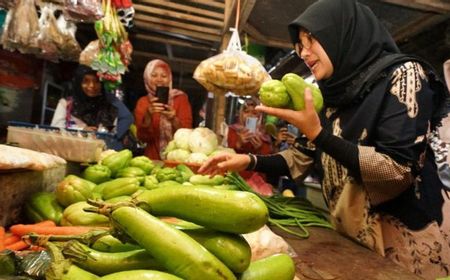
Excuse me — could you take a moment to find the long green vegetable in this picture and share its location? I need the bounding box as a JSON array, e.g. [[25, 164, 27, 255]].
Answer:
[[227, 173, 333, 238]]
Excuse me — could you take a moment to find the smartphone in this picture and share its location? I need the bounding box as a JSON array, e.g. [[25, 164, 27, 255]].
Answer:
[[245, 117, 258, 133], [287, 124, 299, 136], [156, 86, 169, 104]]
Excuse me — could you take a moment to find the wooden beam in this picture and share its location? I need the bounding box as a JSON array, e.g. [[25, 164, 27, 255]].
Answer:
[[382, 0, 450, 13], [135, 0, 224, 20], [134, 21, 222, 42], [223, 0, 237, 34], [184, 0, 225, 10], [393, 14, 449, 42], [132, 33, 214, 51], [244, 24, 292, 49], [134, 13, 222, 36], [134, 3, 224, 28], [132, 51, 198, 73], [238, 0, 257, 31]]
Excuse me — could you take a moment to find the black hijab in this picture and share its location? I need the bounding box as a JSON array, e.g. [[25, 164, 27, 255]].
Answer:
[[71, 65, 117, 129], [288, 0, 400, 107]]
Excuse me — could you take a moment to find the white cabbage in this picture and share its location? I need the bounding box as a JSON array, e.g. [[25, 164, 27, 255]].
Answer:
[[166, 149, 191, 162], [174, 128, 193, 150], [188, 127, 218, 155], [186, 152, 208, 164]]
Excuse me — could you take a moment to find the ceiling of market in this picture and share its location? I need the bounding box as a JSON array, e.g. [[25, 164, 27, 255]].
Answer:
[[74, 0, 450, 94]]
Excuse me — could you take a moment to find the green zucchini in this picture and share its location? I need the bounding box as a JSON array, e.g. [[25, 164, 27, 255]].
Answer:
[[63, 240, 162, 275], [183, 228, 251, 273], [239, 253, 296, 280], [99, 270, 181, 280], [91, 235, 141, 252], [111, 206, 236, 280], [134, 186, 268, 234], [61, 265, 99, 280]]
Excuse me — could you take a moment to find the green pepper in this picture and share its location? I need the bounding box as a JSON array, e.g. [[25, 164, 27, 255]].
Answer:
[[144, 175, 159, 190], [189, 174, 225, 186], [176, 164, 195, 181], [101, 149, 132, 176], [116, 166, 146, 184], [155, 167, 183, 183], [55, 175, 96, 207], [25, 192, 64, 224], [82, 164, 112, 184], [281, 73, 323, 112], [259, 79, 291, 108], [100, 177, 140, 200], [129, 156, 155, 175], [61, 202, 110, 227]]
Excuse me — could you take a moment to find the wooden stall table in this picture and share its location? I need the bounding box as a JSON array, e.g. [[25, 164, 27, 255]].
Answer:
[[272, 227, 422, 280]]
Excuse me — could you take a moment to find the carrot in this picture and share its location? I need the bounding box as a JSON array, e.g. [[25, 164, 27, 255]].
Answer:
[[4, 235, 20, 246], [5, 240, 28, 251], [0, 226, 5, 250], [11, 225, 108, 237], [9, 220, 57, 237]]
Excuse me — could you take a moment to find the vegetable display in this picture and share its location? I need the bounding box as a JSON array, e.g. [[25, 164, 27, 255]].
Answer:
[[2, 149, 304, 279]]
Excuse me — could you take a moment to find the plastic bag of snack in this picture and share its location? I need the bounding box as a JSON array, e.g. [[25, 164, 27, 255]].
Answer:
[[1, 0, 40, 54], [37, 4, 63, 62], [193, 28, 271, 96], [63, 0, 103, 22], [56, 13, 82, 61]]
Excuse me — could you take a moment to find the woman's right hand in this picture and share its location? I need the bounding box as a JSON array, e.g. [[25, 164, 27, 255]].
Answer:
[[198, 153, 251, 176], [147, 96, 166, 115]]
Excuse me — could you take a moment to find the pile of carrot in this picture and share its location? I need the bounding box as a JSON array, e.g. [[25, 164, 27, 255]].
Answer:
[[0, 220, 107, 252]]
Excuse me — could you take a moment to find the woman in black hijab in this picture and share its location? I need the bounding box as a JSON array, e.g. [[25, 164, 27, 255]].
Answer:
[[51, 65, 133, 150], [199, 0, 450, 277]]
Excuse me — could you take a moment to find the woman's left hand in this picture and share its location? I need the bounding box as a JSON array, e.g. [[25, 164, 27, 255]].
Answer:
[[161, 105, 176, 120], [256, 88, 322, 141], [250, 135, 263, 149]]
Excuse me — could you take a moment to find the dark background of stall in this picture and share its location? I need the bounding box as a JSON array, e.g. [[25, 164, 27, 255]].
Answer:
[[0, 0, 449, 142]]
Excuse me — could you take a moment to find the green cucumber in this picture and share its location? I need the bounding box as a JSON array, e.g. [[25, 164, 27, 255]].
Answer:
[[134, 186, 268, 234], [239, 253, 296, 280], [63, 240, 162, 276], [99, 270, 181, 280], [61, 265, 99, 280], [111, 206, 236, 280]]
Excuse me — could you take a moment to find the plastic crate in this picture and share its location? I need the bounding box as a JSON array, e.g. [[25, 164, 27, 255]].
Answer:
[[7, 126, 105, 163]]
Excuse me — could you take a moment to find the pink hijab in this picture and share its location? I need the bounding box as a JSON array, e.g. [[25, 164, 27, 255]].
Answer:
[[143, 59, 185, 155]]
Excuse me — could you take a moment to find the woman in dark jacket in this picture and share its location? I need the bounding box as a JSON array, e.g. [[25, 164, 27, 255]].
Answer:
[[199, 0, 450, 278]]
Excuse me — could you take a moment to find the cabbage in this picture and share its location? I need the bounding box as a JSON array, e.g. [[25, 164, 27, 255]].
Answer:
[[167, 149, 191, 162], [174, 128, 193, 150], [186, 152, 208, 164], [188, 127, 218, 155], [210, 147, 236, 157], [162, 140, 177, 158]]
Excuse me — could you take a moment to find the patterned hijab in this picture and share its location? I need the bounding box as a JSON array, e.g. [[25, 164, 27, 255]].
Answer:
[[71, 65, 117, 129], [143, 59, 185, 154]]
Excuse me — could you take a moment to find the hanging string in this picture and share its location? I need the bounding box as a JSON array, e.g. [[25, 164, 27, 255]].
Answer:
[[234, 0, 241, 29]]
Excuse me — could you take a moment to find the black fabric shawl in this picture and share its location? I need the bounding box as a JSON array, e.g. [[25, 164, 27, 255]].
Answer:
[[71, 65, 117, 129], [288, 0, 400, 108]]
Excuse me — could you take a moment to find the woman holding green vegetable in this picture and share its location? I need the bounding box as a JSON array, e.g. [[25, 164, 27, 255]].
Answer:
[[200, 0, 450, 278]]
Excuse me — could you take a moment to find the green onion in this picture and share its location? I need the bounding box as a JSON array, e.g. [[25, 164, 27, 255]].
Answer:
[[227, 172, 333, 238]]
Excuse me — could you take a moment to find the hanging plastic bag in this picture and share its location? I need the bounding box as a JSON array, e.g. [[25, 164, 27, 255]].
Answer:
[[37, 4, 62, 62], [79, 39, 100, 66], [193, 28, 271, 96], [56, 13, 82, 61], [1, 0, 40, 54], [63, 0, 103, 22]]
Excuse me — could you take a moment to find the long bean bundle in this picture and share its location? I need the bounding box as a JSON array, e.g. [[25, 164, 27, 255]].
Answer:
[[227, 173, 333, 238]]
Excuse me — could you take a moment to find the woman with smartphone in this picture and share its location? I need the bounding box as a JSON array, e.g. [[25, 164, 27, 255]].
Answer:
[[134, 59, 192, 160], [226, 97, 273, 156]]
